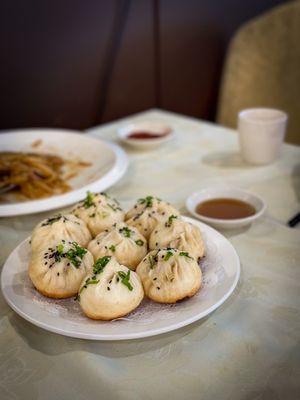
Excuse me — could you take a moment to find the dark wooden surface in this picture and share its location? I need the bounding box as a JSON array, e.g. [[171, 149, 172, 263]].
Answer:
[[0, 0, 286, 131]]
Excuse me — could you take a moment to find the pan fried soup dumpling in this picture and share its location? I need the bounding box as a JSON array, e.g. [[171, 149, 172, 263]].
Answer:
[[149, 215, 205, 262], [29, 240, 94, 299], [31, 213, 91, 252], [136, 248, 202, 303], [78, 256, 144, 320], [88, 223, 147, 270], [72, 191, 125, 237], [125, 196, 180, 239]]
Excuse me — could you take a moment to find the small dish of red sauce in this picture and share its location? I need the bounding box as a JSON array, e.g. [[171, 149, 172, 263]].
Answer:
[[118, 122, 173, 149]]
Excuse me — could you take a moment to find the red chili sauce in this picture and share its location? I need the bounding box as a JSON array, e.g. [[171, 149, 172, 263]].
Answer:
[[128, 131, 169, 140]]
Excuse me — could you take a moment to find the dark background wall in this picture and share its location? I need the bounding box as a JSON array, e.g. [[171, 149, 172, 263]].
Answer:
[[0, 0, 286, 131]]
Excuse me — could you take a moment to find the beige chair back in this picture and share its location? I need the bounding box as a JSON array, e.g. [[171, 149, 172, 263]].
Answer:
[[217, 1, 300, 144]]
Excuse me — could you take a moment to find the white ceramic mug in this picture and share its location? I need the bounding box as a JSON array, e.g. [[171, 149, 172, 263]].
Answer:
[[238, 108, 288, 165]]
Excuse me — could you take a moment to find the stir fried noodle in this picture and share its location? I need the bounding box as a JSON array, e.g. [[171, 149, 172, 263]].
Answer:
[[0, 152, 71, 199]]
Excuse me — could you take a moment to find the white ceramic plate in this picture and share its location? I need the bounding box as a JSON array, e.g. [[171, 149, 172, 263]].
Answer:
[[186, 186, 266, 229], [1, 216, 240, 340], [117, 121, 175, 149], [0, 129, 128, 217]]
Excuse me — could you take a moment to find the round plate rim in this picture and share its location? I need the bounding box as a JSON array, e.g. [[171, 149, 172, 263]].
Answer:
[[1, 216, 240, 340], [0, 129, 128, 217]]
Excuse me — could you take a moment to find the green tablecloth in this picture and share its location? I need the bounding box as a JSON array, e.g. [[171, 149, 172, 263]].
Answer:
[[1, 110, 299, 400]]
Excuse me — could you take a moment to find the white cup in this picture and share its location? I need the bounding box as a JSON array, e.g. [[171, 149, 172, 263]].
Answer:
[[238, 108, 288, 165]]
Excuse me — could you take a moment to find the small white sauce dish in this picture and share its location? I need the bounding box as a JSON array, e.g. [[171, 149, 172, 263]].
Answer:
[[186, 186, 266, 229], [117, 121, 174, 149]]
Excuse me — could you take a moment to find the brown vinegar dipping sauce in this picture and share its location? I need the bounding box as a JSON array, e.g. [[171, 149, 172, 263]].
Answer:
[[128, 131, 169, 140], [196, 198, 256, 220]]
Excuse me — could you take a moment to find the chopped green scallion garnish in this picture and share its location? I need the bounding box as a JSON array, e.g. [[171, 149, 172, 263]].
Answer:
[[54, 243, 64, 262], [179, 251, 192, 259], [165, 214, 178, 227], [119, 226, 132, 238], [93, 256, 111, 275], [83, 191, 95, 208], [117, 270, 133, 291], [57, 243, 64, 254], [76, 257, 111, 298], [138, 196, 154, 208], [54, 241, 87, 267], [65, 242, 87, 268], [164, 250, 173, 261], [76, 277, 99, 299], [109, 244, 116, 252]]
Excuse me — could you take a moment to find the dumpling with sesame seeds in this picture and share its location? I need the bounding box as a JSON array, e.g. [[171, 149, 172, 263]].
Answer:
[[88, 223, 147, 270], [72, 192, 125, 237], [77, 256, 144, 320], [136, 248, 202, 303], [29, 240, 94, 299], [149, 215, 205, 262], [125, 196, 180, 240], [31, 213, 91, 252]]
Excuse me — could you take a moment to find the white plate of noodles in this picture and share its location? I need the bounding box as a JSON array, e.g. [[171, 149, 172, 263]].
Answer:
[[1, 216, 240, 340], [0, 129, 128, 216]]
